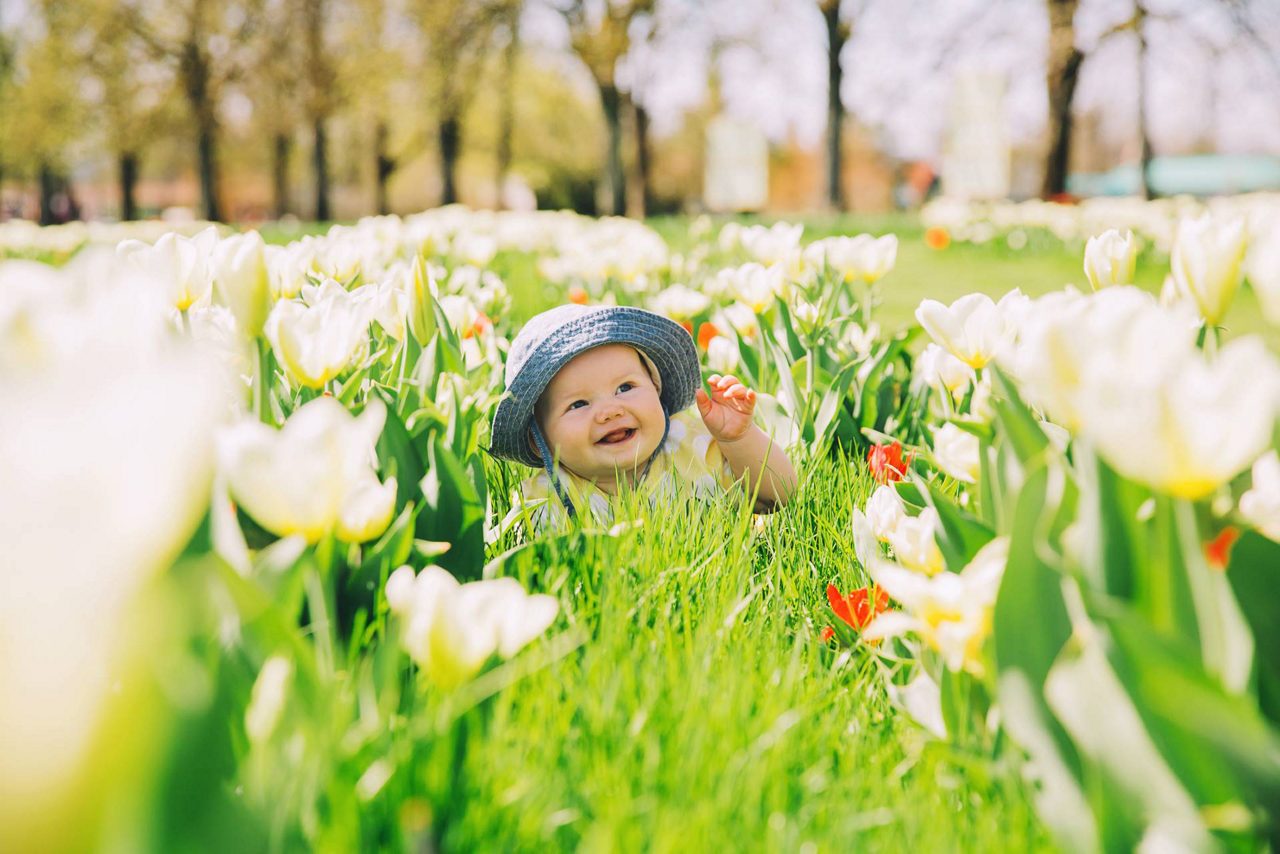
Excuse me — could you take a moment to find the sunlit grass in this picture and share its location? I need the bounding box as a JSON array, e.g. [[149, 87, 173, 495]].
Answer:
[[438, 454, 1053, 851]]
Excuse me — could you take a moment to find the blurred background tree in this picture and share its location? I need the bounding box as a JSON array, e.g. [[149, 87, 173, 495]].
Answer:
[[0, 0, 1277, 222]]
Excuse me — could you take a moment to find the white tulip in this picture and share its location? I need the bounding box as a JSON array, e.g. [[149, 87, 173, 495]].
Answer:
[[265, 281, 371, 389], [917, 343, 975, 400], [739, 221, 803, 266], [706, 335, 740, 374], [117, 226, 219, 311], [219, 397, 396, 543], [649, 283, 710, 321], [212, 231, 271, 338], [726, 262, 786, 314], [866, 484, 906, 541], [803, 234, 898, 282], [863, 537, 1009, 674], [1171, 213, 1247, 325], [1083, 229, 1138, 290], [0, 304, 227, 837], [885, 507, 946, 576], [932, 423, 980, 484], [1245, 217, 1280, 327], [1239, 451, 1280, 542], [915, 292, 1014, 369], [386, 566, 559, 689], [1082, 335, 1279, 499]]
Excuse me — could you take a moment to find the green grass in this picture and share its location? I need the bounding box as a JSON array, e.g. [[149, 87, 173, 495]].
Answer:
[[417, 454, 1053, 851]]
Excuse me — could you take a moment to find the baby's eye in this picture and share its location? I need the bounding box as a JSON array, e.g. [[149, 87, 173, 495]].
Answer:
[[616, 382, 635, 394], [566, 399, 588, 412]]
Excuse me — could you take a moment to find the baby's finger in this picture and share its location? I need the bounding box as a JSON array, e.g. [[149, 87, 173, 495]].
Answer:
[[708, 374, 722, 386], [717, 374, 740, 389], [726, 383, 748, 399]]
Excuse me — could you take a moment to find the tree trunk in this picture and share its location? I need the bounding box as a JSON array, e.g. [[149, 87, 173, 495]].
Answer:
[[495, 12, 520, 209], [1135, 3, 1154, 200], [822, 1, 849, 211], [633, 100, 652, 217], [313, 118, 330, 221], [375, 121, 395, 215], [1041, 0, 1082, 198], [119, 151, 139, 221], [439, 114, 460, 206], [598, 82, 625, 217], [197, 112, 222, 222], [38, 162, 56, 225], [272, 132, 291, 219]]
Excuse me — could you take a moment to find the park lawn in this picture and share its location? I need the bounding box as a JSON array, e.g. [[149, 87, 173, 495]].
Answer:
[[429, 453, 1053, 851]]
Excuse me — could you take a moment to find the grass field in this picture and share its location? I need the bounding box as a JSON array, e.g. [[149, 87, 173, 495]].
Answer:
[[436, 455, 1052, 851]]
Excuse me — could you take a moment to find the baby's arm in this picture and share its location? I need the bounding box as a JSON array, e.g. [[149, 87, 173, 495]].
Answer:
[[695, 375, 799, 511]]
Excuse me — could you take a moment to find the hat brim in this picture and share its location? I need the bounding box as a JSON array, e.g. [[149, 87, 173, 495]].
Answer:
[[489, 307, 700, 468]]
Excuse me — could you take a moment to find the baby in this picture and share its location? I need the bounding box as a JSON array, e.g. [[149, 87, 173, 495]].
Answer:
[[488, 304, 797, 528]]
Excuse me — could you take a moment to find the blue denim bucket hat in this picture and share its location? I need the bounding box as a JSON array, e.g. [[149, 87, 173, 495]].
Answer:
[[490, 305, 700, 478]]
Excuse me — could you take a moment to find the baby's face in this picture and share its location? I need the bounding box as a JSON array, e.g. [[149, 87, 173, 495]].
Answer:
[[535, 344, 665, 488]]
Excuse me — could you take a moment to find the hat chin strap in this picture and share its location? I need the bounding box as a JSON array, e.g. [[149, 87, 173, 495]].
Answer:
[[532, 407, 672, 521]]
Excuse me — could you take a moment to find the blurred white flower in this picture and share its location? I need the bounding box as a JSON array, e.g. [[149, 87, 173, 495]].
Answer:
[[384, 566, 559, 689], [117, 226, 219, 311], [791, 299, 821, 332], [0, 294, 227, 836], [1080, 331, 1279, 500], [725, 262, 786, 314], [915, 292, 1014, 369], [265, 279, 371, 389], [1238, 451, 1280, 542], [932, 423, 980, 484], [218, 397, 396, 544], [917, 343, 975, 400], [649, 283, 710, 321], [866, 484, 906, 541], [706, 335, 740, 374], [1245, 215, 1280, 327], [718, 302, 760, 339], [1083, 229, 1138, 291], [451, 232, 498, 266], [1171, 214, 1247, 326], [841, 321, 880, 359], [739, 221, 803, 266], [212, 231, 271, 338], [804, 234, 898, 283], [864, 537, 1009, 675], [885, 507, 946, 576], [245, 657, 293, 743]]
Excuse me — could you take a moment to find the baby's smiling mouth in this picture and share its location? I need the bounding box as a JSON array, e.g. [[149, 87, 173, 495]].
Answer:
[[597, 427, 637, 445]]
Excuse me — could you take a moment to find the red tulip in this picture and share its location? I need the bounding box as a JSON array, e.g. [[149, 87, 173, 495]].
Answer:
[[826, 583, 890, 631], [1205, 526, 1239, 570], [697, 321, 721, 351], [867, 441, 911, 484]]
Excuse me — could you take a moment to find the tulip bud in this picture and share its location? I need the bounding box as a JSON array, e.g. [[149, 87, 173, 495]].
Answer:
[[1171, 214, 1247, 326], [407, 255, 438, 345], [1083, 229, 1138, 291], [213, 231, 271, 338], [932, 423, 980, 484]]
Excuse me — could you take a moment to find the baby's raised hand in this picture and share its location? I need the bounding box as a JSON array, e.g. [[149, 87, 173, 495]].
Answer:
[[695, 374, 757, 443]]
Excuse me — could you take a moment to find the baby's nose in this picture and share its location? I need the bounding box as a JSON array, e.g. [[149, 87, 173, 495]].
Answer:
[[595, 402, 623, 421]]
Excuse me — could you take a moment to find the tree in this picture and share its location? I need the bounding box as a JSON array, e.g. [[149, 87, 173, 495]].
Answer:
[[120, 0, 263, 222], [1041, 0, 1082, 199], [495, 1, 523, 208], [6, 1, 86, 223], [249, 0, 304, 219], [77, 0, 180, 220], [818, 0, 851, 210], [300, 0, 338, 220], [560, 0, 653, 217], [410, 0, 511, 206]]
